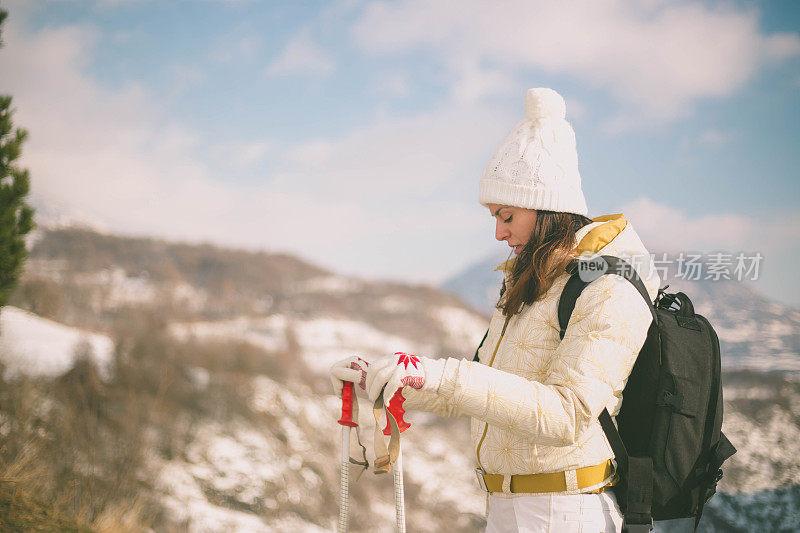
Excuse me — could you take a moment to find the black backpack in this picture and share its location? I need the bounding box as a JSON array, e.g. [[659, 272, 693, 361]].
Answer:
[[556, 255, 737, 532]]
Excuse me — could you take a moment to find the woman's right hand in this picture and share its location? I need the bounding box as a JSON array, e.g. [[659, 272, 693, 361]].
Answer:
[[330, 356, 370, 398]]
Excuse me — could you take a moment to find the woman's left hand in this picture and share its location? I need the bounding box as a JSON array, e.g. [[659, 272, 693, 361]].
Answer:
[[365, 352, 429, 404]]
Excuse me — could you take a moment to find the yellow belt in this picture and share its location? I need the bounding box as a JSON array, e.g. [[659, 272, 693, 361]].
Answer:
[[475, 460, 615, 494]]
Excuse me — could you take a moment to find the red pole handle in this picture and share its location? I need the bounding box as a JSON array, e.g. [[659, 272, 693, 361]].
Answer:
[[338, 381, 358, 427], [383, 388, 411, 435]]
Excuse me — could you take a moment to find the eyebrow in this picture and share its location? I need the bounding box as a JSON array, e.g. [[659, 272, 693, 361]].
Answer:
[[493, 207, 507, 217]]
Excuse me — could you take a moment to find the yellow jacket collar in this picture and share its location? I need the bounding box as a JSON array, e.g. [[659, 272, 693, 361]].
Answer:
[[494, 213, 627, 273], [574, 213, 626, 256]]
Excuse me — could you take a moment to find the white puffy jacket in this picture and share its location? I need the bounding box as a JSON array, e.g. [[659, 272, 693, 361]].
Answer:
[[404, 213, 661, 494]]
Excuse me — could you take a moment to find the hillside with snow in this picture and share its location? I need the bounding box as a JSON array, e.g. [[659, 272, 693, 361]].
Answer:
[[0, 226, 797, 531], [2, 226, 489, 531]]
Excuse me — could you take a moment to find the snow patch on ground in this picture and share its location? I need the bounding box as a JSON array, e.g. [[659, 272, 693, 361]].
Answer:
[[251, 375, 335, 449], [169, 314, 429, 370], [379, 295, 415, 313], [186, 423, 283, 495], [715, 322, 759, 343], [153, 390, 336, 533], [721, 406, 800, 493], [171, 281, 209, 312], [170, 315, 289, 353], [401, 428, 485, 517], [725, 352, 800, 373], [428, 305, 488, 353], [154, 421, 286, 533], [0, 306, 114, 379], [724, 387, 778, 400], [74, 267, 157, 307], [156, 459, 271, 533], [292, 317, 430, 369], [294, 275, 363, 294]]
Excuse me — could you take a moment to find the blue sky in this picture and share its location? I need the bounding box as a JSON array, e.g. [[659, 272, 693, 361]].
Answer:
[[2, 0, 799, 307]]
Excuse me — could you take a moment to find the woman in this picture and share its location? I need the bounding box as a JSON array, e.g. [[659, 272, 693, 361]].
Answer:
[[331, 88, 661, 532]]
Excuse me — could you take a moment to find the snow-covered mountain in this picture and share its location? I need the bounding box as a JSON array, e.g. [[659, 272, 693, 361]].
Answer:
[[1, 226, 798, 531]]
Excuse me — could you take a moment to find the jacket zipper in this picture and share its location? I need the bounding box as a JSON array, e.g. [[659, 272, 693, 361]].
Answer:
[[476, 314, 511, 470]]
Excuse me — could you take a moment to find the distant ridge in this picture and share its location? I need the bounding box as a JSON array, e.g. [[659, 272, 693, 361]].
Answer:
[[442, 251, 800, 375]]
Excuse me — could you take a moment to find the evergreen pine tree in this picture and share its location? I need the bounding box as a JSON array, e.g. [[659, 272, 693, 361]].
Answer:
[[0, 8, 36, 309]]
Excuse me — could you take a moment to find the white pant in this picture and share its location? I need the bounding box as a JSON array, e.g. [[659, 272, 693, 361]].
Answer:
[[486, 491, 624, 533]]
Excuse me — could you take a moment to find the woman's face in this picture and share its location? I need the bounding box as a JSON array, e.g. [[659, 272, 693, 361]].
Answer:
[[486, 203, 538, 255]]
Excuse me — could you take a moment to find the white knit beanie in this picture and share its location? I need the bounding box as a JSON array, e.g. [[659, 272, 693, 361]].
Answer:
[[479, 88, 588, 216]]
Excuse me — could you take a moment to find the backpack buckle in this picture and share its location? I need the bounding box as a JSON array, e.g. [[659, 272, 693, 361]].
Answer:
[[655, 286, 678, 310], [622, 517, 654, 532], [656, 390, 683, 411]]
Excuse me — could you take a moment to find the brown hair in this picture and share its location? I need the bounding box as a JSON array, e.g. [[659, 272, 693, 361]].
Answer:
[[498, 210, 594, 317]]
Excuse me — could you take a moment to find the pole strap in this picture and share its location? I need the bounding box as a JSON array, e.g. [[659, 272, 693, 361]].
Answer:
[[373, 390, 401, 474], [347, 395, 368, 480]]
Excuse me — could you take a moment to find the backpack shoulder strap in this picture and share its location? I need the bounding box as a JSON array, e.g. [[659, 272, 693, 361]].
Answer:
[[558, 255, 659, 533], [472, 328, 488, 362], [557, 255, 660, 468], [558, 255, 657, 341]]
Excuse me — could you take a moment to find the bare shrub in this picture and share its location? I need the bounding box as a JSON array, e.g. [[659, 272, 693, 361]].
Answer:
[[0, 340, 158, 530], [7, 277, 66, 320]]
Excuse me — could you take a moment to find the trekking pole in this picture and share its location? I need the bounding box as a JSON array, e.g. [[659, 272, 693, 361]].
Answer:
[[337, 381, 358, 532], [384, 389, 411, 533]]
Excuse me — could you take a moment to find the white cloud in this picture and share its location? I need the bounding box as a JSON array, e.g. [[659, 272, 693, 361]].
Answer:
[[563, 97, 587, 120], [212, 31, 262, 63], [448, 58, 518, 104], [370, 71, 411, 98], [0, 19, 298, 253], [351, 0, 800, 128], [269, 102, 512, 201], [265, 30, 335, 78], [762, 32, 800, 60], [254, 101, 517, 280], [230, 140, 273, 168], [97, 0, 252, 4], [4, 8, 797, 301], [621, 196, 800, 256], [167, 64, 207, 96], [0, 14, 504, 282], [621, 196, 800, 305], [697, 129, 730, 147]]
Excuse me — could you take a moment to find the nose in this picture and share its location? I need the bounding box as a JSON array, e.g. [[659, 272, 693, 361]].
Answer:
[[495, 219, 510, 242]]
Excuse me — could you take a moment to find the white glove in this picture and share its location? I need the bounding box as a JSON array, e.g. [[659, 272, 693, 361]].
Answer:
[[365, 352, 429, 404], [330, 356, 370, 398]]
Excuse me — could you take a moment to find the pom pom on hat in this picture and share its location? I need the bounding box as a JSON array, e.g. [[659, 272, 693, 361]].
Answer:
[[524, 87, 566, 121], [479, 87, 587, 216]]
